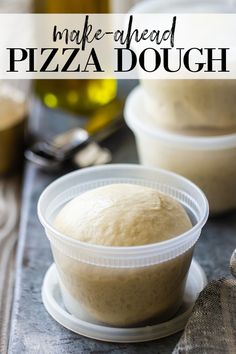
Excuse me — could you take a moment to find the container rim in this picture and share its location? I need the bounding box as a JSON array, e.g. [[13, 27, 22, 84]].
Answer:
[[124, 86, 236, 151], [129, 0, 236, 14], [37, 164, 209, 259]]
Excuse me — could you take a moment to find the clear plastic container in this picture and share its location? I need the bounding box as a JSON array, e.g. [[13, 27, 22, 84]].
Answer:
[[42, 260, 207, 342], [130, 0, 236, 131], [124, 86, 236, 214], [38, 164, 208, 327]]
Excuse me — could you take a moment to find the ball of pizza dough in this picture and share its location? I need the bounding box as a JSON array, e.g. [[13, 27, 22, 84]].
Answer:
[[54, 184, 192, 246]]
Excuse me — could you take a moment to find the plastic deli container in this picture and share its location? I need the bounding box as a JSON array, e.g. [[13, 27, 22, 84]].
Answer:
[[130, 0, 236, 131], [124, 86, 236, 214], [38, 164, 208, 327]]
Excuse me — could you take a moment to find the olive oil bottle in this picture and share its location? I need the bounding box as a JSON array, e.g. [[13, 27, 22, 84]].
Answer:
[[33, 0, 117, 115]]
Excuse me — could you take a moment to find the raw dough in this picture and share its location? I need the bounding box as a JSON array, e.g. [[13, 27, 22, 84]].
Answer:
[[53, 184, 193, 326], [0, 84, 26, 131], [142, 79, 236, 131], [54, 184, 192, 246]]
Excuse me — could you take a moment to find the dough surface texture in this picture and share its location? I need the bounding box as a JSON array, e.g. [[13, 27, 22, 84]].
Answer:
[[54, 183, 192, 246]]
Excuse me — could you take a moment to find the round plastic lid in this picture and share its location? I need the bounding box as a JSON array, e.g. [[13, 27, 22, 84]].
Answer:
[[42, 259, 207, 343], [130, 0, 236, 14]]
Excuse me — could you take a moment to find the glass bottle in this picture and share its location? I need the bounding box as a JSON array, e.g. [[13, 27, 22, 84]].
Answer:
[[33, 0, 117, 115]]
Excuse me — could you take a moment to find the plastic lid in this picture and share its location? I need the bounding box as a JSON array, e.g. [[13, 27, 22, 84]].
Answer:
[[130, 0, 236, 14], [124, 86, 236, 151], [42, 260, 207, 343], [42, 259, 207, 343]]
